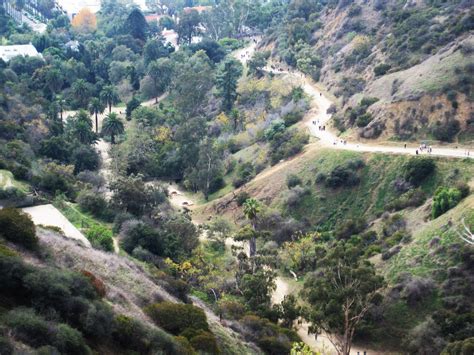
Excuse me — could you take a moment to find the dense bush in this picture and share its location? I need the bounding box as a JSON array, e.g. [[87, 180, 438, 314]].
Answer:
[[77, 190, 108, 218], [85, 225, 114, 252], [442, 337, 474, 355], [145, 302, 209, 335], [325, 165, 359, 188], [403, 157, 436, 186], [0, 336, 13, 355], [236, 191, 250, 206], [374, 63, 391, 76], [4, 308, 52, 348], [269, 129, 309, 165], [432, 187, 463, 218], [286, 174, 303, 188], [232, 162, 256, 188], [431, 119, 461, 142], [120, 220, 163, 256], [0, 208, 37, 249]]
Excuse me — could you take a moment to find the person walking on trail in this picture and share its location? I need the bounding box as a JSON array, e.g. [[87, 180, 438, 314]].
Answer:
[[404, 143, 407, 148], [416, 150, 419, 155]]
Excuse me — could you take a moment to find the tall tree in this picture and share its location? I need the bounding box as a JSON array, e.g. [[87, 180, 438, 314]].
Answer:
[[88, 98, 106, 133], [216, 57, 243, 111], [243, 198, 261, 257], [190, 138, 223, 200], [173, 51, 214, 117], [67, 110, 97, 145], [177, 9, 201, 44], [125, 8, 149, 42], [71, 8, 97, 33], [302, 242, 385, 355], [101, 112, 124, 144], [72, 79, 91, 109], [147, 58, 173, 103], [100, 85, 120, 113], [44, 67, 64, 95]]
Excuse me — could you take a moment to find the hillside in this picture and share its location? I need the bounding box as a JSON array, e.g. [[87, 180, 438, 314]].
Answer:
[[0, 0, 473, 354], [267, 0, 474, 144]]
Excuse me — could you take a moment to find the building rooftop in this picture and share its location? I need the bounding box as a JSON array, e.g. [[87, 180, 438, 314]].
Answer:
[[0, 44, 42, 62]]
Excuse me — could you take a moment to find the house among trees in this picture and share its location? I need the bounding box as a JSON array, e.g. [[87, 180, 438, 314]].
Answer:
[[0, 43, 42, 62]]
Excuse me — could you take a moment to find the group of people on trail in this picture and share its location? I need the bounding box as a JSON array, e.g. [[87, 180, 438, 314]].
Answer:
[[415, 143, 433, 155]]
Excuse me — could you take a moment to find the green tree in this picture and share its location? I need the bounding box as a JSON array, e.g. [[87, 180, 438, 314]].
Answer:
[[72, 79, 91, 109], [101, 112, 124, 144], [216, 57, 243, 111], [125, 8, 149, 41], [147, 58, 173, 103], [44, 67, 64, 95], [173, 51, 214, 116], [88, 98, 106, 133], [143, 38, 171, 66], [302, 242, 384, 355], [432, 187, 462, 218], [240, 268, 276, 313], [0, 208, 37, 250], [248, 51, 269, 77], [188, 138, 224, 200], [177, 9, 201, 44], [68, 110, 97, 145], [243, 198, 261, 257], [100, 85, 120, 113]]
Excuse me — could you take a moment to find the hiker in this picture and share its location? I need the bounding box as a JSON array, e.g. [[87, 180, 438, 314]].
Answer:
[[404, 143, 407, 148], [416, 150, 419, 155]]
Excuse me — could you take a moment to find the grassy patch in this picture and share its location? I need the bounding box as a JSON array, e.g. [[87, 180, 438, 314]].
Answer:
[[274, 150, 474, 230], [0, 170, 28, 191]]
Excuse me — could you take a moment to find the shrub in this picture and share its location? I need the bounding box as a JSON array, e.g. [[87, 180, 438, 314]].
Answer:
[[401, 276, 435, 306], [356, 113, 373, 127], [4, 308, 52, 348], [403, 157, 436, 186], [286, 174, 302, 188], [76, 170, 105, 188], [431, 120, 461, 142], [81, 270, 106, 298], [432, 187, 462, 218], [189, 330, 219, 353], [77, 190, 108, 217], [0, 208, 37, 249], [374, 63, 391, 76], [283, 110, 304, 126], [217, 300, 246, 320], [85, 225, 114, 252], [335, 218, 367, 240], [0, 336, 13, 355], [442, 337, 474, 355], [232, 162, 255, 188], [53, 323, 91, 355], [284, 186, 310, 207], [325, 165, 360, 188], [258, 336, 292, 354], [120, 220, 163, 256], [236, 191, 250, 206], [145, 302, 209, 335]]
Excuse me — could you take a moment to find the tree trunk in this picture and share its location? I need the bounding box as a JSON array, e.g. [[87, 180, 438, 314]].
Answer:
[[249, 236, 256, 257], [155, 95, 158, 104], [95, 112, 98, 133], [109, 103, 112, 113], [111, 133, 115, 144]]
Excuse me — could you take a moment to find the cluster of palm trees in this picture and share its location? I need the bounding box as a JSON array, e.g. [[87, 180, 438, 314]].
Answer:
[[84, 86, 124, 144]]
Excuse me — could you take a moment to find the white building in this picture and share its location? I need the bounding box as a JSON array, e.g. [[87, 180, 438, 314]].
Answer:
[[0, 44, 43, 62]]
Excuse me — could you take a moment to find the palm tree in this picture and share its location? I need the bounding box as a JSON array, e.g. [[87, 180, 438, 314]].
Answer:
[[243, 198, 261, 257], [100, 85, 120, 113], [88, 98, 106, 133], [72, 79, 90, 109], [101, 112, 124, 144]]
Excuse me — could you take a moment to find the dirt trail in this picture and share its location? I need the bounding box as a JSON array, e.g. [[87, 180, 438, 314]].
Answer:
[[266, 67, 473, 160]]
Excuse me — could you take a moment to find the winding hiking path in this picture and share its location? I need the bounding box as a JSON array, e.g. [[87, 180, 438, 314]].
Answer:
[[266, 67, 473, 160]]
